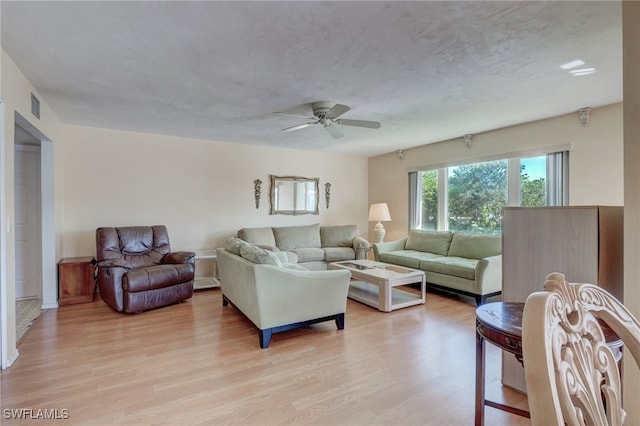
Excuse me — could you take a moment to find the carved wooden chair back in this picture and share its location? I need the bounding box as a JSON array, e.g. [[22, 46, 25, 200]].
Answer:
[[522, 272, 640, 426]]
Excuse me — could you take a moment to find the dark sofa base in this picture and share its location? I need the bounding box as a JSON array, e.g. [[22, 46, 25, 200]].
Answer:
[[427, 283, 501, 306], [222, 295, 345, 348]]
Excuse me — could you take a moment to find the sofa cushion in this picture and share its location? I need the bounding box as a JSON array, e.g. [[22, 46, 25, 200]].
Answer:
[[378, 250, 445, 269], [405, 230, 453, 256], [237, 227, 277, 248], [447, 233, 502, 259], [321, 225, 358, 247], [273, 224, 321, 249], [289, 247, 325, 262], [225, 237, 250, 255], [281, 263, 309, 271], [324, 247, 356, 262], [419, 256, 478, 280], [240, 245, 283, 267]]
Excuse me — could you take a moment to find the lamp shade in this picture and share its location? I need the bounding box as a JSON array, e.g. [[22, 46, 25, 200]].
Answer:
[[368, 203, 392, 222]]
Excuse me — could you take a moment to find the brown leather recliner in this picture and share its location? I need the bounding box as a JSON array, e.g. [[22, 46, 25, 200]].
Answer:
[[96, 225, 195, 313]]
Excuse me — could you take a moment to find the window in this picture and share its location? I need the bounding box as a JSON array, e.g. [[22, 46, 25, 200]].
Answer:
[[520, 155, 546, 207], [411, 151, 568, 234], [448, 160, 507, 234], [420, 170, 438, 230]]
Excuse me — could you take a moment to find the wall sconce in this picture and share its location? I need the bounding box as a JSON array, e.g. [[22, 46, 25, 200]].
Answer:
[[324, 182, 331, 208], [578, 107, 591, 126], [464, 134, 473, 149], [253, 179, 262, 209], [397, 149, 404, 160]]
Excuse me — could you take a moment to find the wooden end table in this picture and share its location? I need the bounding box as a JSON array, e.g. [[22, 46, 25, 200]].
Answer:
[[474, 301, 623, 426], [57, 256, 96, 305]]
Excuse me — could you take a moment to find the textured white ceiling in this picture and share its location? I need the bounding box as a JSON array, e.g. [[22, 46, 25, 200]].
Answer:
[[1, 1, 622, 156]]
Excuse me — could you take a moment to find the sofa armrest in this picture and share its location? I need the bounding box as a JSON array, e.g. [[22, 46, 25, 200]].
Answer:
[[372, 237, 408, 261], [162, 251, 195, 264], [352, 236, 371, 260], [475, 254, 502, 295]]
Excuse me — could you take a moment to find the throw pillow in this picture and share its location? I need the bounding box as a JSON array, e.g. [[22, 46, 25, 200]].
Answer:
[[240, 245, 283, 267], [225, 237, 249, 255]]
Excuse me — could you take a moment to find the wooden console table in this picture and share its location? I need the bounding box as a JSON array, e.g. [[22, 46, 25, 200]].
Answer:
[[474, 301, 623, 426]]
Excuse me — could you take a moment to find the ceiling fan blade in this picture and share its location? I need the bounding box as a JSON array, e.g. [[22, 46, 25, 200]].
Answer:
[[275, 111, 314, 119], [282, 122, 316, 132], [324, 123, 344, 139], [326, 103, 351, 119], [335, 118, 381, 129]]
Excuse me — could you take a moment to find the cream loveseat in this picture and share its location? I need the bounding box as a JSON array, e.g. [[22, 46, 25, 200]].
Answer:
[[237, 223, 370, 270], [373, 230, 502, 305], [217, 238, 351, 348]]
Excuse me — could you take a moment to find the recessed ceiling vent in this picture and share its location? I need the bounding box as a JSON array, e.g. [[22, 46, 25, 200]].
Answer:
[[30, 93, 40, 119]]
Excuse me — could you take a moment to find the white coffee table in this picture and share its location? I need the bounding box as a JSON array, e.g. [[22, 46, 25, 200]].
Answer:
[[328, 260, 426, 312]]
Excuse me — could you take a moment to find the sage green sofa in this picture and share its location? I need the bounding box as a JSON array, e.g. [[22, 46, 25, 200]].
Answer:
[[217, 238, 351, 348], [237, 223, 370, 271], [373, 230, 502, 305]]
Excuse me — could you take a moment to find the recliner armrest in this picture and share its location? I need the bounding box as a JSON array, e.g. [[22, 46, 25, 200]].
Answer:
[[162, 251, 196, 264], [97, 259, 132, 270]]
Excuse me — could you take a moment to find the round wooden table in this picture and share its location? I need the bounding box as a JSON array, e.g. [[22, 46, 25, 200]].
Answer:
[[474, 301, 623, 426]]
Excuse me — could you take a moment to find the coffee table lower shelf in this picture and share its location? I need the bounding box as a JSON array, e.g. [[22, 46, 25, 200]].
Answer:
[[348, 280, 424, 312]]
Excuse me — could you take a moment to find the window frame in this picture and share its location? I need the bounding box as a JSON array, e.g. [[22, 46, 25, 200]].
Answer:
[[409, 144, 570, 233]]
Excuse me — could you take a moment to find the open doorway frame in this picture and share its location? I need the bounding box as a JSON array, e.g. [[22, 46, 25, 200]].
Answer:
[[14, 112, 56, 309], [0, 110, 55, 369]]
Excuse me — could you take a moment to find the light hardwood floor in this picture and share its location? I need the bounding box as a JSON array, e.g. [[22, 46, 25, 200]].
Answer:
[[1, 288, 530, 425]]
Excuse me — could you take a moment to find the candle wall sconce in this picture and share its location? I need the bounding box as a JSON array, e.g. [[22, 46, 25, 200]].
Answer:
[[254, 179, 262, 209], [325, 182, 331, 208]]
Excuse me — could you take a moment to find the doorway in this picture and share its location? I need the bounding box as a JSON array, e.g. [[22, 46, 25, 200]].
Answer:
[[10, 113, 56, 351], [14, 125, 43, 341]]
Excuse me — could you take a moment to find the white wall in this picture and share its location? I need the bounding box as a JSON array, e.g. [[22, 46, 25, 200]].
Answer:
[[59, 125, 369, 257], [1, 49, 65, 367], [368, 103, 624, 241]]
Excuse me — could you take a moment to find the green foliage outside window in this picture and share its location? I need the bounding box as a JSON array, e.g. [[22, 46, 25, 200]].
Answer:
[[420, 159, 547, 234], [421, 170, 438, 230], [448, 161, 506, 234], [520, 166, 546, 207]]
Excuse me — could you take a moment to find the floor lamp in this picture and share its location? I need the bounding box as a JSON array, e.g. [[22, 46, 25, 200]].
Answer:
[[369, 203, 392, 243]]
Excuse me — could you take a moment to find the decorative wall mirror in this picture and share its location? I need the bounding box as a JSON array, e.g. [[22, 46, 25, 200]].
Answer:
[[270, 175, 320, 215]]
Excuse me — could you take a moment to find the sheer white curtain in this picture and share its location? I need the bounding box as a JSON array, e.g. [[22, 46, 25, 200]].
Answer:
[[408, 171, 420, 229]]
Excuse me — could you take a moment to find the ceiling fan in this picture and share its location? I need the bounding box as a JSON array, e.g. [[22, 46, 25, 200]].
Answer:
[[275, 101, 381, 139]]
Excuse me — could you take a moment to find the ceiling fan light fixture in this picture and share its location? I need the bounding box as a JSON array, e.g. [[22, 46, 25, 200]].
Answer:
[[276, 101, 381, 138]]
